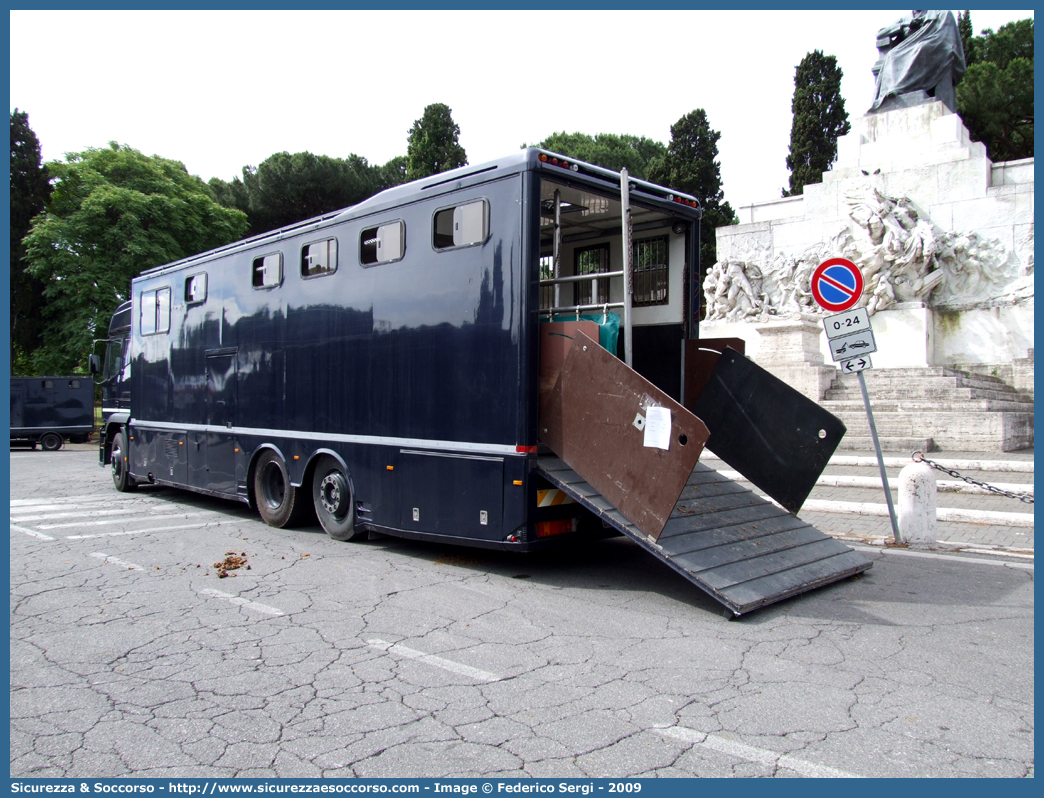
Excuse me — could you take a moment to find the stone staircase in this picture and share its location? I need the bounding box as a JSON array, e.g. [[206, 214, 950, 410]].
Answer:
[[821, 356, 1034, 452]]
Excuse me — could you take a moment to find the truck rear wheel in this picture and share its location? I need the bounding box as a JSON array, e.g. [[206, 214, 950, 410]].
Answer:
[[111, 428, 136, 492], [40, 433, 63, 451], [254, 450, 310, 528], [312, 456, 367, 541]]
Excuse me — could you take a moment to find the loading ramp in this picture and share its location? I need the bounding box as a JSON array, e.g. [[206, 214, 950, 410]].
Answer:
[[537, 455, 872, 617]]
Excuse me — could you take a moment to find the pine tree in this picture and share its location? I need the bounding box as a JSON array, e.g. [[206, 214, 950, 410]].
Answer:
[[406, 103, 467, 180], [958, 11, 976, 66], [647, 109, 737, 287], [957, 18, 1034, 161], [783, 50, 851, 196], [10, 109, 52, 371]]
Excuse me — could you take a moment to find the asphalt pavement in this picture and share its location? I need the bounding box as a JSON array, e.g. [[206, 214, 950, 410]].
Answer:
[[8, 445, 1034, 778]]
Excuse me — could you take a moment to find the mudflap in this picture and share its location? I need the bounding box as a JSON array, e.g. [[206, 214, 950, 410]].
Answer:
[[536, 455, 872, 617], [690, 347, 846, 514]]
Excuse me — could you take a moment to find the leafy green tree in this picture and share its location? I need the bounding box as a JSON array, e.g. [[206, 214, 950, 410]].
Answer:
[[958, 18, 1034, 162], [783, 50, 851, 196], [406, 103, 467, 180], [378, 155, 409, 190], [23, 143, 248, 373], [210, 152, 408, 237], [647, 109, 737, 284], [10, 109, 52, 372], [529, 132, 666, 180]]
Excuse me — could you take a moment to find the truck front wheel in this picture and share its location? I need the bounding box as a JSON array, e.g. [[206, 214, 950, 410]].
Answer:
[[111, 428, 136, 492]]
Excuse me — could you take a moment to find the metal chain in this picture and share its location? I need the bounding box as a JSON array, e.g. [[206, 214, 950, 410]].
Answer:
[[912, 451, 1034, 504]]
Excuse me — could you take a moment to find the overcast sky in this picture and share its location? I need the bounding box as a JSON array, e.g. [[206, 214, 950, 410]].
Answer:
[[9, 9, 1032, 210]]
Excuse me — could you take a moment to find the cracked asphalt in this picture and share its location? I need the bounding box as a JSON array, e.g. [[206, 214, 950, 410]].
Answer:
[[9, 448, 1034, 778]]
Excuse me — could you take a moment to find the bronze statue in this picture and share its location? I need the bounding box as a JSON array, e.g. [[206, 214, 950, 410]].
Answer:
[[869, 10, 966, 114]]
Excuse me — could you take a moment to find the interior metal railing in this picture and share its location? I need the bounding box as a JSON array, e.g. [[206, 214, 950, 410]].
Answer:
[[537, 171, 636, 367]]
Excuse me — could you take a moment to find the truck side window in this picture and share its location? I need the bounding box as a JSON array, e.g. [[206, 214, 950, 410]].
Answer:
[[360, 221, 405, 266], [141, 291, 156, 334], [139, 287, 171, 334], [156, 288, 171, 333], [186, 272, 207, 304], [433, 199, 489, 250], [252, 253, 283, 288], [302, 239, 337, 278], [104, 339, 124, 380]]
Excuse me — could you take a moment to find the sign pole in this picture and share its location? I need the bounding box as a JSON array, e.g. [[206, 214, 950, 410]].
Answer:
[[857, 370, 902, 544], [812, 257, 900, 544]]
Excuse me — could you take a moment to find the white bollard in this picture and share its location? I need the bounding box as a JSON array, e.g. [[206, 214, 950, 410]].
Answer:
[[899, 462, 937, 545]]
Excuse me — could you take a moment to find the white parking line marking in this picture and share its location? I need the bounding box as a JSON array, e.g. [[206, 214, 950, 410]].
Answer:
[[10, 524, 55, 541], [66, 519, 243, 540], [38, 511, 214, 530], [11, 495, 137, 508], [367, 638, 502, 683], [853, 544, 1034, 571], [13, 506, 189, 522], [200, 588, 285, 616], [656, 727, 861, 778], [89, 553, 145, 571]]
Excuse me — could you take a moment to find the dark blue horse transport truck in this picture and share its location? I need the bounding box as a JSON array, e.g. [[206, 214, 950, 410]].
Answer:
[[92, 150, 870, 616], [10, 375, 94, 450]]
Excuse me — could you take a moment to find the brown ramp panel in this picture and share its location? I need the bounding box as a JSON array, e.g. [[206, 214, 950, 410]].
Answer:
[[536, 457, 872, 617], [541, 331, 709, 540]]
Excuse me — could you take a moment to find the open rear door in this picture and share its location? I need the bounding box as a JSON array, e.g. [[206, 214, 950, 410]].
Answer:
[[539, 332, 871, 617]]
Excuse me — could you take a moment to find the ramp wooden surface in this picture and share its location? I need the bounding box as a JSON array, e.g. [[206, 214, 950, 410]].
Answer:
[[536, 456, 872, 616], [541, 331, 710, 540]]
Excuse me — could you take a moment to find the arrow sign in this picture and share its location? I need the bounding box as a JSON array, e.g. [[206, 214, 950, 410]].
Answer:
[[811, 258, 864, 312], [840, 355, 872, 374]]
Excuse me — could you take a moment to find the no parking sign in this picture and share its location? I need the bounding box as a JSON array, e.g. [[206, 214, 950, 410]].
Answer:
[[811, 258, 863, 312]]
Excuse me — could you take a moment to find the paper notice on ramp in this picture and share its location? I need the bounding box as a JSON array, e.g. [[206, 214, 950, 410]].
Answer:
[[644, 407, 672, 450]]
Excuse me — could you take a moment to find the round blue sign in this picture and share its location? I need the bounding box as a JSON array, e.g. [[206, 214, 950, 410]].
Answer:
[[811, 258, 864, 312]]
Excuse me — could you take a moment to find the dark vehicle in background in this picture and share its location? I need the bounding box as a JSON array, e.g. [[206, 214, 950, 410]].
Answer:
[[10, 376, 94, 450]]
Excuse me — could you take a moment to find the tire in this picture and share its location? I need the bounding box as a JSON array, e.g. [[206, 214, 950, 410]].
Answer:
[[253, 449, 311, 528], [312, 455, 367, 541], [40, 433, 63, 452], [111, 428, 136, 492]]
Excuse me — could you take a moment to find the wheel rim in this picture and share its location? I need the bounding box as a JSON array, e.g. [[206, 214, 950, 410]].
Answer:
[[112, 438, 124, 481], [319, 471, 349, 520], [260, 461, 286, 509]]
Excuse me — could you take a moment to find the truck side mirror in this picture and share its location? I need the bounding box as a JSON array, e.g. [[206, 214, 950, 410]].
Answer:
[[88, 354, 101, 375]]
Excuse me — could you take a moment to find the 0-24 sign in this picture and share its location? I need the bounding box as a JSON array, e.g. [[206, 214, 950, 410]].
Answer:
[[823, 307, 870, 340]]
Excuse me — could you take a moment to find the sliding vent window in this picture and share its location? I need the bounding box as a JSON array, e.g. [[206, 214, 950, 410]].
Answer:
[[302, 238, 338, 278], [252, 252, 283, 288], [433, 199, 489, 250], [185, 272, 207, 304], [140, 287, 171, 335], [360, 220, 405, 266]]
